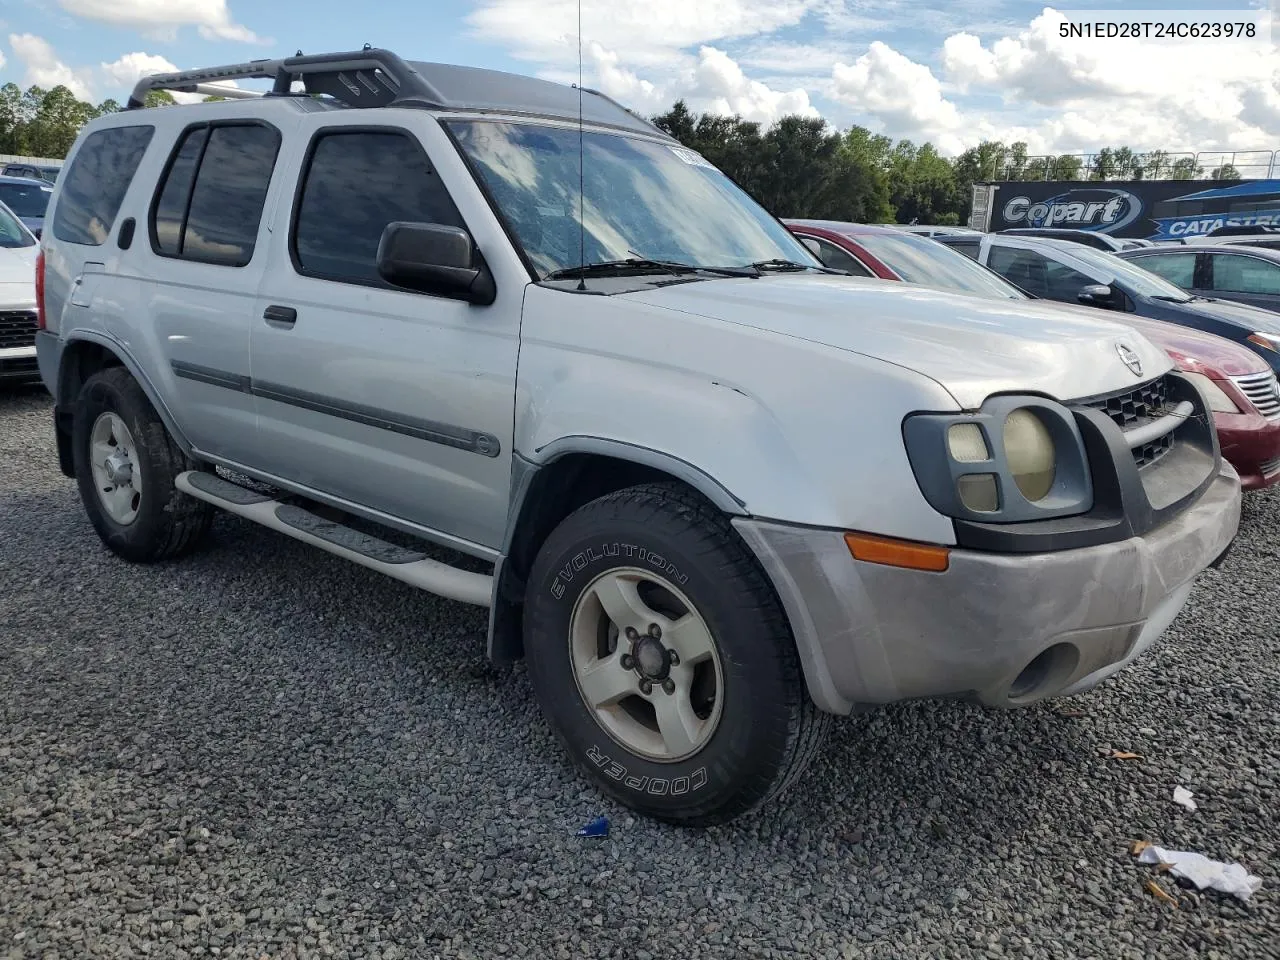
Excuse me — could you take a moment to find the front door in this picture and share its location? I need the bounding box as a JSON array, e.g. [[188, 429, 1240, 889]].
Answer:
[[247, 115, 521, 552]]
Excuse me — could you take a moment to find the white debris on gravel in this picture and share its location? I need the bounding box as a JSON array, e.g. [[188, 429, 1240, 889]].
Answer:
[[1174, 786, 1199, 812], [1, 388, 1277, 958], [1139, 846, 1263, 901]]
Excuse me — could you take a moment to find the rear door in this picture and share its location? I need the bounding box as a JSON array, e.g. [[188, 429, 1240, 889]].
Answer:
[[134, 119, 287, 464], [246, 113, 521, 551], [1204, 252, 1280, 313]]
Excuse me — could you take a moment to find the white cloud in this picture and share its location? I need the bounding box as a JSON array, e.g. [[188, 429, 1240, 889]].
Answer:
[[8, 33, 94, 100], [830, 41, 964, 150], [932, 6, 1279, 153], [55, 0, 264, 44], [100, 51, 179, 89], [468, 0, 818, 68]]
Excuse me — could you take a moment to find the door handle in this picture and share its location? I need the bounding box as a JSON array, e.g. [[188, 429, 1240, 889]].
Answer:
[[263, 305, 297, 327]]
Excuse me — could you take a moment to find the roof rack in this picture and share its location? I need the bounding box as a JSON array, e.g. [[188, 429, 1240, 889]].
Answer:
[[126, 48, 439, 110]]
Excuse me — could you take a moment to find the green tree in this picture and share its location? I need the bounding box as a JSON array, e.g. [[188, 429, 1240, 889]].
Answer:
[[143, 89, 178, 108], [1169, 156, 1203, 179], [1210, 164, 1242, 181]]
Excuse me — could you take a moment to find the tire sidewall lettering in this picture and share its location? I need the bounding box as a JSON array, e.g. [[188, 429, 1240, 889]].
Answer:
[[585, 743, 709, 796], [549, 542, 689, 601]]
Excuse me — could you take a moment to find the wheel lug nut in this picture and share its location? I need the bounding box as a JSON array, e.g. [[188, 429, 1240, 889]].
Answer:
[[662, 679, 675, 695], [620, 654, 635, 670], [639, 679, 653, 695], [667, 650, 680, 667], [648, 623, 661, 638], [625, 627, 638, 640]]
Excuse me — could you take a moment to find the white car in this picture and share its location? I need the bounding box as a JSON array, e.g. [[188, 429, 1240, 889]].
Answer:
[[0, 200, 39, 385]]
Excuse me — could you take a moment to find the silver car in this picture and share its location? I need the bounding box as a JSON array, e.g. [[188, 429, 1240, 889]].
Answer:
[[34, 48, 1241, 825]]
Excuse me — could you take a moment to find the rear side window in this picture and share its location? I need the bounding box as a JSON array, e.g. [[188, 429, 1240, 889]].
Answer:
[[799, 236, 873, 276], [292, 129, 465, 285], [52, 125, 154, 245], [945, 239, 980, 260], [150, 122, 281, 266], [1211, 254, 1280, 295]]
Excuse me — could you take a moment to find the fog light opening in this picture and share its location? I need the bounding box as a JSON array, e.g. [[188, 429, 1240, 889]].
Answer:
[[1008, 643, 1079, 704]]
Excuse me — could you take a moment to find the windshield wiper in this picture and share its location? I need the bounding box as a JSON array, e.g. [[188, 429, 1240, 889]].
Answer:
[[543, 257, 760, 281], [1151, 295, 1194, 304], [543, 258, 701, 281], [749, 258, 846, 275]]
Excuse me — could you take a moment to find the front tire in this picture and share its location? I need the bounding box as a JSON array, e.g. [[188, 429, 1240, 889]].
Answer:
[[72, 367, 213, 562], [524, 482, 829, 826]]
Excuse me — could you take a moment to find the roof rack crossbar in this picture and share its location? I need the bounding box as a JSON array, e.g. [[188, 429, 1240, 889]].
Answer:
[[126, 49, 443, 110]]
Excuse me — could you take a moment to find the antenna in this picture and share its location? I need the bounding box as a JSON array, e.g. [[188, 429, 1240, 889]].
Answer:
[[575, 0, 586, 292]]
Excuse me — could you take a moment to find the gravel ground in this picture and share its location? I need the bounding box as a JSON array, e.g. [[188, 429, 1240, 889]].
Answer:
[[2, 387, 1278, 960]]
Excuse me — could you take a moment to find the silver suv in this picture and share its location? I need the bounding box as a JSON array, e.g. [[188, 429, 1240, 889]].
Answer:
[[35, 50, 1241, 825]]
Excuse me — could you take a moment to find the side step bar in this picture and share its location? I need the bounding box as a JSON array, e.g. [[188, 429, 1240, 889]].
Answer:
[[175, 471, 493, 608]]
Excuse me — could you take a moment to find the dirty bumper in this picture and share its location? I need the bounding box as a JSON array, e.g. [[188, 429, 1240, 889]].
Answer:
[[734, 465, 1241, 715]]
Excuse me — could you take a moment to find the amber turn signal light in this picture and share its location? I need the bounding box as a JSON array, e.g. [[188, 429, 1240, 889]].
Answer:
[[844, 532, 950, 573]]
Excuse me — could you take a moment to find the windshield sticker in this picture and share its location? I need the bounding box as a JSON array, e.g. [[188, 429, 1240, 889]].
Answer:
[[669, 146, 718, 170]]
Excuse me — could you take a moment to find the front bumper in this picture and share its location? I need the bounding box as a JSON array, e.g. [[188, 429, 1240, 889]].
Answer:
[[1216, 410, 1280, 490], [0, 345, 39, 383], [734, 462, 1242, 714]]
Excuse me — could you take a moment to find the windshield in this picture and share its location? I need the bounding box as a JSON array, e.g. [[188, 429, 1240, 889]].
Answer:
[[448, 120, 818, 278], [0, 182, 51, 218], [852, 232, 1026, 300], [0, 203, 35, 248], [1061, 243, 1193, 300]]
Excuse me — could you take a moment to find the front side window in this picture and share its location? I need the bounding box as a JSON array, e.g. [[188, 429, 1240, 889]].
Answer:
[[449, 120, 818, 278], [150, 122, 281, 266], [1210, 254, 1280, 295], [1064, 244, 1192, 301], [52, 125, 153, 245], [1127, 253, 1197, 289], [292, 129, 466, 285]]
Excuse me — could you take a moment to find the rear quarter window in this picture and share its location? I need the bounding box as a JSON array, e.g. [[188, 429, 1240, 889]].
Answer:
[[52, 125, 155, 246]]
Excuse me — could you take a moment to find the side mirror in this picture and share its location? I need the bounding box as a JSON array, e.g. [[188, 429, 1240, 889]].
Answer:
[[376, 222, 496, 305], [1077, 283, 1117, 308]]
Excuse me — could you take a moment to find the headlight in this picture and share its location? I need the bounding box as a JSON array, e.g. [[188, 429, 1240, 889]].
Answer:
[[1248, 333, 1279, 352], [1183, 372, 1240, 414], [1003, 409, 1056, 501], [903, 396, 1092, 523]]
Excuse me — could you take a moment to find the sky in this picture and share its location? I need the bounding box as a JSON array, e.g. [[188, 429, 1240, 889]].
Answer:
[[1, 0, 1278, 158]]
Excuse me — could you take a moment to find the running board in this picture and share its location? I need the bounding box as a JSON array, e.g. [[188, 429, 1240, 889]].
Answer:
[[175, 471, 493, 607]]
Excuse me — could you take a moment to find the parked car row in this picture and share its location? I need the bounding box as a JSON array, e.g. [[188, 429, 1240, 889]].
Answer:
[[16, 50, 1249, 827], [788, 220, 1280, 490]]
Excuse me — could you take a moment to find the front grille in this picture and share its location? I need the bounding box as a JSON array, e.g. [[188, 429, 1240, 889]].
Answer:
[[1231, 371, 1280, 421], [1081, 374, 1180, 470], [1083, 375, 1170, 430], [1132, 433, 1175, 468], [0, 310, 37, 350]]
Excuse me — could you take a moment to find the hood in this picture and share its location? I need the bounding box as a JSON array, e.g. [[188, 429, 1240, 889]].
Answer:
[[1157, 295, 1280, 335], [622, 274, 1172, 409], [0, 246, 36, 286]]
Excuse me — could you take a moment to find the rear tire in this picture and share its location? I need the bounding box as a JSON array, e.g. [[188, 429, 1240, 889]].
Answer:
[[72, 367, 213, 562], [524, 482, 830, 826]]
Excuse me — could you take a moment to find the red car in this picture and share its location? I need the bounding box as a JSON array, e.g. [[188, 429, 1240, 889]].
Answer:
[[785, 219, 1280, 489]]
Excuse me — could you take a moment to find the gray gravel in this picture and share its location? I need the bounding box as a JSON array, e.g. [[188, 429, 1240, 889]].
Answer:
[[2, 387, 1277, 960]]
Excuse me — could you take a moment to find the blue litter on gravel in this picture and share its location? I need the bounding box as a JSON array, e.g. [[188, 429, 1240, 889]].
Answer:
[[577, 816, 609, 838]]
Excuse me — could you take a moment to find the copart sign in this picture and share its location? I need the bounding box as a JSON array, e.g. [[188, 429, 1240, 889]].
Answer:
[[1002, 188, 1143, 232]]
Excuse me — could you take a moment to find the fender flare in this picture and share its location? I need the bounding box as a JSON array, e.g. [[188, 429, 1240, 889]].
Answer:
[[58, 329, 197, 458]]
